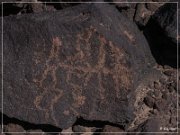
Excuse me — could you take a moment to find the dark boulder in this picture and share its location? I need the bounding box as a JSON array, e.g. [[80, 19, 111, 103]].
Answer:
[[3, 3, 155, 129], [153, 3, 179, 44], [143, 3, 178, 68], [136, 118, 161, 133]]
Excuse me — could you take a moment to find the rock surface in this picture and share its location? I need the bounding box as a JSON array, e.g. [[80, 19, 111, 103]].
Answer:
[[3, 3, 155, 130], [0, 1, 178, 134]]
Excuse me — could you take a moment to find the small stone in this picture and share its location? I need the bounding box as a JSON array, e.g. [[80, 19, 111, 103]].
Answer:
[[144, 96, 155, 108], [168, 85, 175, 93], [159, 77, 167, 85], [101, 125, 124, 135], [4, 124, 24, 132], [113, 0, 130, 8], [26, 129, 44, 135], [72, 125, 97, 133], [72, 125, 85, 132], [154, 81, 161, 90], [140, 118, 160, 132], [134, 120, 140, 125], [162, 91, 168, 100], [62, 127, 73, 135], [163, 70, 173, 76], [154, 90, 161, 98], [134, 3, 151, 27], [163, 65, 171, 69], [146, 3, 164, 12], [170, 117, 177, 125], [138, 101, 144, 106], [154, 99, 167, 111], [121, 8, 136, 21], [147, 90, 154, 97], [152, 109, 159, 115], [169, 82, 177, 89]]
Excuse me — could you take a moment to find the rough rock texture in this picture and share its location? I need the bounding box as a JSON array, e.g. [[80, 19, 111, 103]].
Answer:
[[112, 0, 168, 28], [3, 3, 155, 130], [128, 65, 178, 133], [133, 3, 164, 28]]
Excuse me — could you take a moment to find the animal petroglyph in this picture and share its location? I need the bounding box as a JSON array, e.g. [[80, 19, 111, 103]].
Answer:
[[32, 27, 133, 124], [4, 3, 155, 129]]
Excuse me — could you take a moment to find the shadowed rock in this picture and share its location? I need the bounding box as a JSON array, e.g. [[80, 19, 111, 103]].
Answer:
[[143, 3, 178, 68], [3, 3, 155, 129], [153, 3, 178, 44]]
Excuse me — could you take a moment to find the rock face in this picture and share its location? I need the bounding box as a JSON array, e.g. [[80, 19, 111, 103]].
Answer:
[[3, 3, 155, 129]]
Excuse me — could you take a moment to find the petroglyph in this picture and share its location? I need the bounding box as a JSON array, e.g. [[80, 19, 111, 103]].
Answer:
[[3, 3, 156, 129], [32, 27, 133, 124]]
